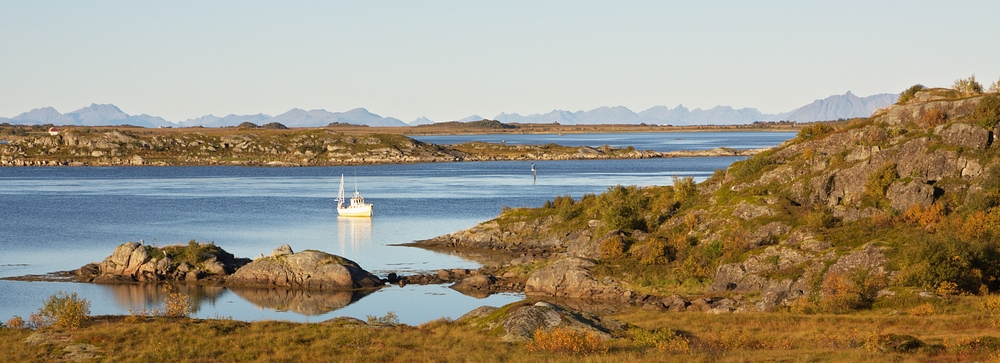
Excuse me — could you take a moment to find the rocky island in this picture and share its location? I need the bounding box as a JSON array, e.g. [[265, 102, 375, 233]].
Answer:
[[0, 120, 763, 167]]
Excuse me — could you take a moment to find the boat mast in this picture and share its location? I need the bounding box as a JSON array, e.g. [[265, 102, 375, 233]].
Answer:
[[336, 174, 345, 206]]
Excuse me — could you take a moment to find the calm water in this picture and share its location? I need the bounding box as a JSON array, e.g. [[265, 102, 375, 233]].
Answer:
[[0, 132, 793, 324], [412, 131, 795, 152]]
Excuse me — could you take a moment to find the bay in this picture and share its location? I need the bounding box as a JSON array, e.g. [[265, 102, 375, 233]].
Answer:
[[0, 132, 793, 324]]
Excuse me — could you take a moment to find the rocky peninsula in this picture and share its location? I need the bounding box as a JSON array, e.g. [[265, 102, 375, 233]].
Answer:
[[0, 121, 764, 167], [408, 88, 1000, 313]]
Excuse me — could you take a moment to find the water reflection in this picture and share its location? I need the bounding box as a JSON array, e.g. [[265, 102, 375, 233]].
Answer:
[[336, 216, 372, 256], [99, 283, 224, 314], [230, 287, 375, 315]]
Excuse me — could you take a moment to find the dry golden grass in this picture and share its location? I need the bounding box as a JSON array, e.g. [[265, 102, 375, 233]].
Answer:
[[3, 299, 1000, 362]]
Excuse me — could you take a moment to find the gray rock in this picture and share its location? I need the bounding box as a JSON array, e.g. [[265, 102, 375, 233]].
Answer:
[[826, 243, 888, 277], [450, 275, 494, 294], [228, 250, 382, 290], [457, 306, 499, 322], [732, 202, 774, 220], [525, 257, 624, 299], [886, 181, 936, 212], [935, 123, 990, 149], [271, 244, 294, 257]]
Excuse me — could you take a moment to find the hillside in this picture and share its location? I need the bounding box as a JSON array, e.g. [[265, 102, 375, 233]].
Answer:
[[413, 88, 1000, 312]]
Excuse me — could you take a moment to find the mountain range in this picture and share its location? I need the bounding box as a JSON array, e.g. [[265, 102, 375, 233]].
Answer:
[[0, 91, 896, 128]]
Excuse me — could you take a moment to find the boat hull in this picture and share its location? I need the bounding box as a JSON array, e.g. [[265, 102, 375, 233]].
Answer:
[[337, 204, 373, 217]]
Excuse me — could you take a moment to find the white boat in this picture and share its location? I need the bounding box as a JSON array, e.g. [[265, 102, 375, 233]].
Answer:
[[336, 174, 373, 217]]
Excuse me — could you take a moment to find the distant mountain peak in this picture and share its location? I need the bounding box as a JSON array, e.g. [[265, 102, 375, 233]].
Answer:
[[2, 91, 897, 128]]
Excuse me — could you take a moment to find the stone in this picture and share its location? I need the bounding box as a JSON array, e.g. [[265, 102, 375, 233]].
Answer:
[[732, 202, 774, 220], [935, 123, 990, 150], [203, 257, 226, 275], [886, 181, 936, 212], [826, 243, 888, 277], [228, 250, 382, 289], [271, 244, 294, 257], [437, 269, 452, 280], [450, 275, 494, 294], [457, 306, 499, 322], [525, 257, 625, 299]]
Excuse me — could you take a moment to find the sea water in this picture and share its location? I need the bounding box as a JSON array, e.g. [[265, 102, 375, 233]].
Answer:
[[0, 132, 792, 324]]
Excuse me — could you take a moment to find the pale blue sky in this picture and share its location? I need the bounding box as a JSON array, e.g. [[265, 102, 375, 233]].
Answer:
[[1, 1, 998, 122]]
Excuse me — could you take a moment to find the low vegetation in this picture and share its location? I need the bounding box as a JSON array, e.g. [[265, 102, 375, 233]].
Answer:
[[4, 296, 1000, 361]]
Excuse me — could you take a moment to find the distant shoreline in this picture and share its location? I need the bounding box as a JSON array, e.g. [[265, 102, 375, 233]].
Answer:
[[0, 123, 792, 167]]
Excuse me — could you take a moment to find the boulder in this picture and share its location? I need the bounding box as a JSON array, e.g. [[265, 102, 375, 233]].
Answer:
[[525, 257, 624, 299], [886, 181, 936, 211], [271, 244, 294, 257], [935, 123, 990, 150], [461, 301, 629, 342], [451, 275, 494, 292], [228, 250, 383, 290]]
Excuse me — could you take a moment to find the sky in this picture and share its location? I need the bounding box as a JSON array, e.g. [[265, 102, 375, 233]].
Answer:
[[1, 1, 998, 123]]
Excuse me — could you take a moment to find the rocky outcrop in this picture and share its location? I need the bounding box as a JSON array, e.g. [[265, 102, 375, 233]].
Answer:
[[227, 247, 382, 290], [77, 241, 249, 283], [413, 216, 588, 256], [707, 242, 888, 311], [875, 93, 984, 127], [75, 242, 382, 291], [525, 257, 627, 300], [459, 301, 630, 342]]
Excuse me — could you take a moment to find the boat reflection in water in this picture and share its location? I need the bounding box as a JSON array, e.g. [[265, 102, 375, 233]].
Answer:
[[336, 216, 372, 256]]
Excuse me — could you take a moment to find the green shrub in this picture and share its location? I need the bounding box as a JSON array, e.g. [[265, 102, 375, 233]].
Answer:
[[954, 74, 984, 96], [796, 123, 835, 141], [898, 84, 925, 104], [163, 240, 222, 267], [37, 292, 91, 329], [896, 233, 1000, 293], [597, 185, 650, 232], [805, 207, 839, 230], [965, 166, 1000, 212], [671, 176, 698, 205], [974, 95, 1000, 129], [365, 311, 400, 326], [863, 162, 897, 205], [726, 154, 773, 180]]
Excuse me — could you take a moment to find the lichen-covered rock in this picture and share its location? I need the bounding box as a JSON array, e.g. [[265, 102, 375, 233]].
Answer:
[[935, 123, 990, 149], [228, 250, 382, 290], [525, 257, 624, 299], [461, 301, 629, 342], [886, 181, 936, 211]]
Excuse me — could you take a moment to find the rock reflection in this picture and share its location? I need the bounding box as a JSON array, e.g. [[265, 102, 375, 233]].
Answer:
[[229, 287, 375, 315], [335, 216, 372, 255], [99, 283, 224, 313]]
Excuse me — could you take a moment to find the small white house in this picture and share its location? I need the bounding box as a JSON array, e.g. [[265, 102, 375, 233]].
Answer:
[[48, 127, 59, 136]]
